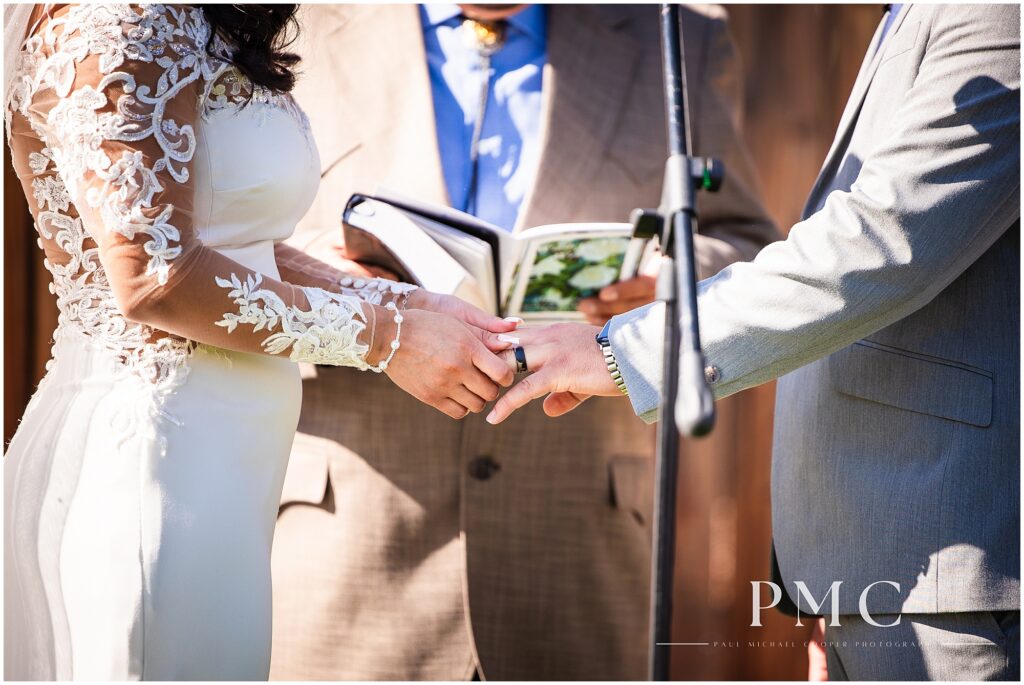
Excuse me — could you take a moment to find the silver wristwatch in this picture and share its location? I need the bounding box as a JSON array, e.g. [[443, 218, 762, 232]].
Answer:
[[596, 321, 629, 396]]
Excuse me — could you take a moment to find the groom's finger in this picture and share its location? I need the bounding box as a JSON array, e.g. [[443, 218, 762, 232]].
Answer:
[[542, 391, 590, 417], [486, 369, 555, 424]]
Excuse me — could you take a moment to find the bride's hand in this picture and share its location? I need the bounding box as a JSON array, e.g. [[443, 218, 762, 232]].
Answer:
[[407, 290, 520, 352], [368, 307, 515, 419]]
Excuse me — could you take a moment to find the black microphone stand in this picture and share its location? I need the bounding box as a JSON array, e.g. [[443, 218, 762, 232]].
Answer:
[[630, 4, 722, 680]]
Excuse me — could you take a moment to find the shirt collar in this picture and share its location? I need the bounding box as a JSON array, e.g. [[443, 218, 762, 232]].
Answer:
[[507, 5, 546, 43], [420, 4, 547, 43], [421, 3, 462, 29]]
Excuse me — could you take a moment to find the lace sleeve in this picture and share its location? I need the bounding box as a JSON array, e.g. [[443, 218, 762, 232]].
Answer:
[[273, 241, 419, 306], [17, 4, 387, 369]]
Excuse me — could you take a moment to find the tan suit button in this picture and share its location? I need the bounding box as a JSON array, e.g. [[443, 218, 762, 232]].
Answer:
[[468, 455, 501, 481]]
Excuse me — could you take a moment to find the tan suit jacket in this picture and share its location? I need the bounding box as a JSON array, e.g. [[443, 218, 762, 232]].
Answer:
[[270, 4, 777, 680]]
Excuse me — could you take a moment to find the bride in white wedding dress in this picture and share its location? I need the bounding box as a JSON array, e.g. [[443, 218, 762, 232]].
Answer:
[[3, 4, 517, 680]]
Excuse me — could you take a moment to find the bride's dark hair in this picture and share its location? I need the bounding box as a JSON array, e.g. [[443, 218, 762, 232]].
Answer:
[[199, 5, 300, 93]]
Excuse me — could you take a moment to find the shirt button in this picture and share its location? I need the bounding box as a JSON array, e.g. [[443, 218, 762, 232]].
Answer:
[[468, 455, 501, 481], [704, 365, 721, 384]]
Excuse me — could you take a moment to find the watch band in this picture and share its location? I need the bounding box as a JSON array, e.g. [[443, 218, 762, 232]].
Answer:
[[596, 321, 629, 396]]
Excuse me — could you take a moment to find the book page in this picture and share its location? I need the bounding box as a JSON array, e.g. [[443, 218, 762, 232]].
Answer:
[[419, 221, 497, 313], [505, 226, 643, 321]]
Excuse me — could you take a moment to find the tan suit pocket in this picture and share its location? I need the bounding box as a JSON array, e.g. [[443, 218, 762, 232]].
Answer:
[[830, 340, 993, 427], [608, 455, 654, 527], [279, 434, 331, 507]]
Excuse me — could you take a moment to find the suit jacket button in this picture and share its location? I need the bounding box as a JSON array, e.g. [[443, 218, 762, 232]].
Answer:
[[468, 455, 501, 481], [704, 365, 721, 384]]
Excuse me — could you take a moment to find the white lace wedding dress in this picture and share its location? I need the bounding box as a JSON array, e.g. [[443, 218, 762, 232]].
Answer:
[[4, 5, 414, 680]]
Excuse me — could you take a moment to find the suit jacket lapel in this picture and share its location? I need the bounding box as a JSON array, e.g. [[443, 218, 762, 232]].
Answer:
[[515, 6, 642, 231], [803, 5, 911, 217], [321, 4, 448, 205]]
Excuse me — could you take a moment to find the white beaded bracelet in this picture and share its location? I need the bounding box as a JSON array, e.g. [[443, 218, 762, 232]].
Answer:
[[337, 276, 416, 372], [362, 282, 413, 374], [367, 301, 403, 373]]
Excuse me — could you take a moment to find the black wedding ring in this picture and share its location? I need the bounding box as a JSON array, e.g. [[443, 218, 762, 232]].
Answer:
[[513, 346, 529, 374]]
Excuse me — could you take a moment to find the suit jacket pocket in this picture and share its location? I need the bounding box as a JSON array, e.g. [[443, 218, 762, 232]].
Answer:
[[279, 434, 332, 507], [608, 455, 654, 527], [830, 340, 993, 427]]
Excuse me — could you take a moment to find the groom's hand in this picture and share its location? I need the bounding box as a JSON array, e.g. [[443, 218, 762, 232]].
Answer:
[[485, 323, 620, 424]]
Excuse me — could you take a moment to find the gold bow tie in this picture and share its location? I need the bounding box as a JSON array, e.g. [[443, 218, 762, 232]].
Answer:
[[461, 18, 506, 57]]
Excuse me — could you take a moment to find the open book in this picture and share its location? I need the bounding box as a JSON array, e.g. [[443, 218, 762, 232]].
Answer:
[[341, 191, 654, 321]]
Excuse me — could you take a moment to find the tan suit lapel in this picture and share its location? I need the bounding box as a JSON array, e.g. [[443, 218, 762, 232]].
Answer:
[[804, 5, 911, 217], [320, 4, 448, 205], [514, 6, 642, 231]]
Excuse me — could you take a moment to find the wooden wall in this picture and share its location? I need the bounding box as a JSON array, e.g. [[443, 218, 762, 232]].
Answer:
[[2, 4, 880, 680]]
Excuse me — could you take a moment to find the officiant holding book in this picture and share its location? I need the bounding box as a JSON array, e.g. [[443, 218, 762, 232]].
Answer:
[[270, 4, 777, 680]]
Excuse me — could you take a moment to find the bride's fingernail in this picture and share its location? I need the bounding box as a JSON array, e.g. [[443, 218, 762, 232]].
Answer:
[[486, 411, 498, 424], [503, 317, 524, 325], [497, 334, 520, 345]]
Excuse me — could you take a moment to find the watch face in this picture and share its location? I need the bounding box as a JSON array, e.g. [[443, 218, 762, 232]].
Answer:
[[597, 320, 613, 344]]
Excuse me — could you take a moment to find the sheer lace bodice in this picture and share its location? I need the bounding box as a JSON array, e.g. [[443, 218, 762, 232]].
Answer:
[[5, 3, 415, 394]]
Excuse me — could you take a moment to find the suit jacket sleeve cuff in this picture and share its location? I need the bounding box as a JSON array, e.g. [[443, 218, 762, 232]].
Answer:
[[609, 302, 665, 423]]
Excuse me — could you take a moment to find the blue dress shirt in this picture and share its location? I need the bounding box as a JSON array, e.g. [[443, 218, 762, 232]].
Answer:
[[420, 4, 547, 231], [877, 4, 904, 51]]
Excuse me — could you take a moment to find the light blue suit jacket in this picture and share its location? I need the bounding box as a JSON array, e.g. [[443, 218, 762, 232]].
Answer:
[[610, 4, 1020, 614]]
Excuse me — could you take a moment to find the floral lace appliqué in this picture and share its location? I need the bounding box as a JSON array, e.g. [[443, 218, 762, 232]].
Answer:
[[3, 4, 216, 394], [215, 273, 372, 369], [202, 62, 311, 134], [339, 275, 420, 306], [34, 174, 194, 393], [32, 174, 71, 212], [4, 4, 317, 394], [39, 5, 207, 285]]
